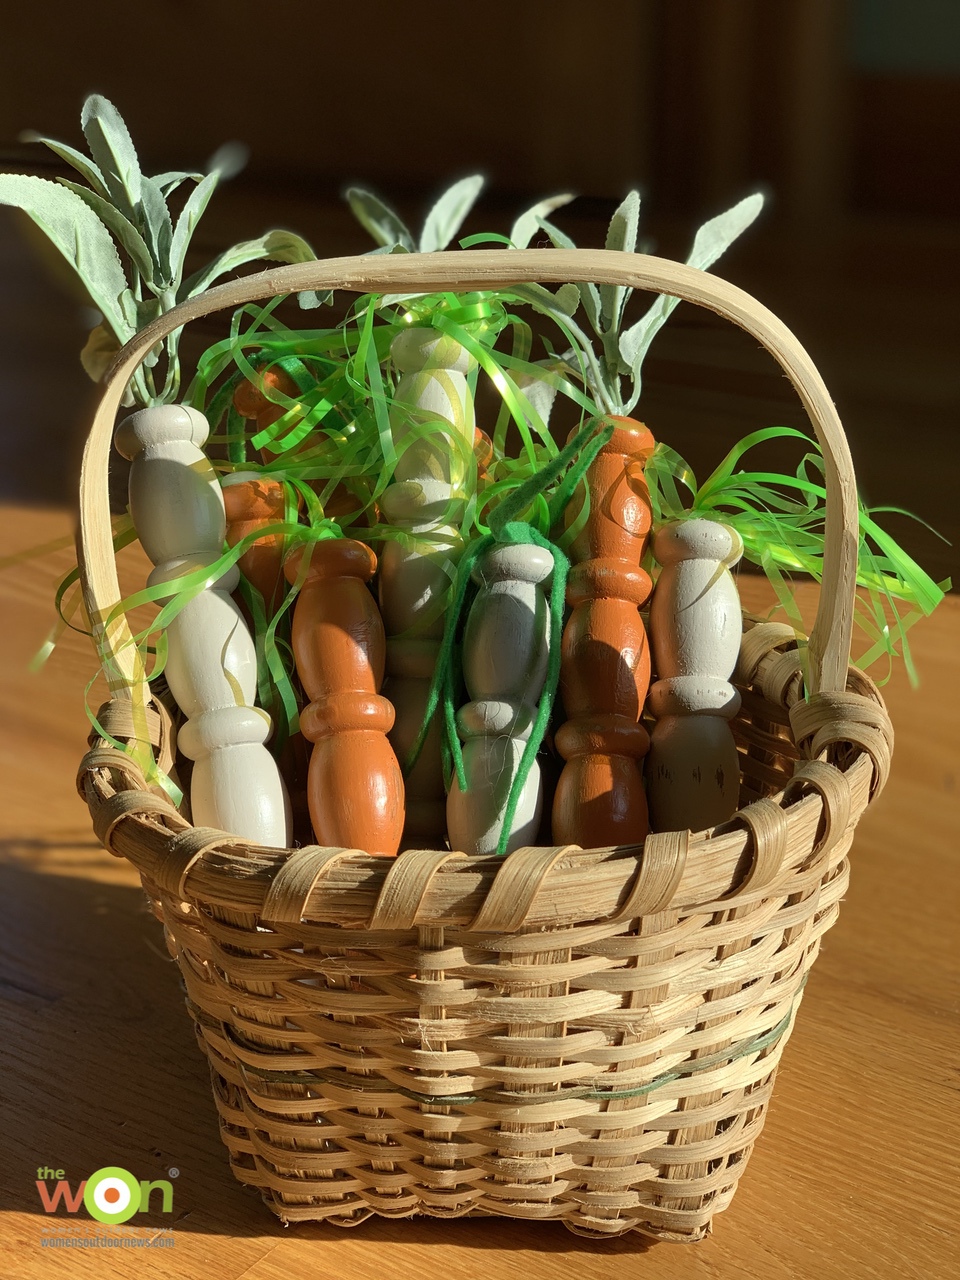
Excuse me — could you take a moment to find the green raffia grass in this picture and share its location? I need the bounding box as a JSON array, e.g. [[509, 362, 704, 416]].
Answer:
[[644, 426, 949, 686]]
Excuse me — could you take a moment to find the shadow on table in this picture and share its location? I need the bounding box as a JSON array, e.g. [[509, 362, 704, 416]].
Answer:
[[0, 845, 660, 1253]]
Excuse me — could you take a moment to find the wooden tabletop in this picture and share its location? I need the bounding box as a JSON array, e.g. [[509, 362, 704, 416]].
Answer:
[[0, 502, 956, 1280]]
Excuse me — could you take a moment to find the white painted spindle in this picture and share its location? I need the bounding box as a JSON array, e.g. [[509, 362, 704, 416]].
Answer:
[[446, 543, 552, 856], [115, 404, 291, 845], [646, 518, 744, 833], [378, 327, 476, 844]]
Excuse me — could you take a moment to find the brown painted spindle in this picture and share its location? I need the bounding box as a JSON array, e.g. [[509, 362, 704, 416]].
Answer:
[[552, 417, 655, 847], [285, 539, 404, 856]]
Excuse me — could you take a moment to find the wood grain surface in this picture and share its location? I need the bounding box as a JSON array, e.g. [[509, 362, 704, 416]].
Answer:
[[0, 503, 956, 1280]]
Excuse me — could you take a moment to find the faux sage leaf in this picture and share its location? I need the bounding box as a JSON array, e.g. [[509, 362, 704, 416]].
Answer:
[[180, 228, 317, 301], [18, 132, 110, 200], [619, 192, 764, 409], [536, 214, 577, 251], [120, 290, 162, 365], [686, 191, 763, 272], [169, 170, 220, 287], [153, 171, 202, 197], [346, 187, 415, 252], [80, 94, 142, 214], [515, 358, 564, 430], [536, 216, 602, 333], [297, 289, 334, 310], [79, 321, 121, 383], [509, 283, 610, 409], [510, 192, 575, 249], [0, 174, 131, 340], [578, 279, 602, 335], [56, 178, 155, 284], [554, 283, 581, 316], [599, 189, 640, 334], [137, 175, 174, 286], [604, 189, 641, 254], [419, 175, 483, 252]]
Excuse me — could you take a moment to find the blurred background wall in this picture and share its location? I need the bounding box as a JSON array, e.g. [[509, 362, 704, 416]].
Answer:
[[0, 0, 957, 580]]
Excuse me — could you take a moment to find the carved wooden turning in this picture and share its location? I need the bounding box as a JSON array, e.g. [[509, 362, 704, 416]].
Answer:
[[377, 327, 476, 845], [233, 365, 298, 457], [233, 365, 363, 524], [552, 417, 655, 847], [447, 543, 553, 856], [114, 404, 291, 845], [646, 518, 744, 833], [285, 538, 404, 856], [222, 473, 288, 615]]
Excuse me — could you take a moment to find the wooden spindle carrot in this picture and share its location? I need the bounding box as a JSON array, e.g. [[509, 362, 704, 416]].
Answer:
[[446, 543, 553, 856], [552, 417, 655, 846], [221, 473, 288, 615], [474, 426, 494, 486], [378, 326, 476, 845], [285, 538, 404, 856], [233, 365, 299, 455], [645, 518, 744, 832], [115, 404, 291, 846]]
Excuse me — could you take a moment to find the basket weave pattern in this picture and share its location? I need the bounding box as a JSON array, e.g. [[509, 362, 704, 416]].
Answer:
[[78, 620, 892, 1241]]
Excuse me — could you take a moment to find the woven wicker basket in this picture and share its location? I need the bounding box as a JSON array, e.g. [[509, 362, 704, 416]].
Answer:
[[75, 250, 893, 1243]]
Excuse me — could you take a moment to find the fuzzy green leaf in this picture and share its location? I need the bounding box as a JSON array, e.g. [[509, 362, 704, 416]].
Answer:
[[19, 131, 110, 200], [686, 192, 763, 272], [510, 192, 575, 249], [297, 289, 334, 310], [55, 178, 155, 283], [536, 214, 577, 251], [169, 170, 219, 287], [80, 94, 142, 214], [619, 192, 764, 409], [419, 175, 483, 252], [578, 279, 602, 335], [553, 283, 581, 316], [515, 358, 564, 429], [120, 290, 162, 365], [180, 228, 317, 300], [346, 186, 415, 251], [137, 175, 173, 286], [152, 171, 202, 196], [0, 173, 131, 340], [509, 283, 612, 411], [599, 190, 640, 334], [79, 321, 121, 382], [536, 215, 602, 334]]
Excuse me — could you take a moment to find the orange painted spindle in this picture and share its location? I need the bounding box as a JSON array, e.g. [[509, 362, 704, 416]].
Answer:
[[552, 417, 655, 847], [233, 366, 299, 456], [285, 539, 404, 856], [234, 367, 371, 526], [222, 474, 288, 615]]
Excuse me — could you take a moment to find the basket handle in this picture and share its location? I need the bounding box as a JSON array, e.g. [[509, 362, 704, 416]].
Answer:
[[78, 248, 858, 698]]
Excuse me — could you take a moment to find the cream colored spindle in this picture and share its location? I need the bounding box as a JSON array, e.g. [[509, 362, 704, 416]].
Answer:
[[115, 404, 291, 845], [646, 519, 744, 833], [446, 544, 552, 856], [377, 327, 476, 845]]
